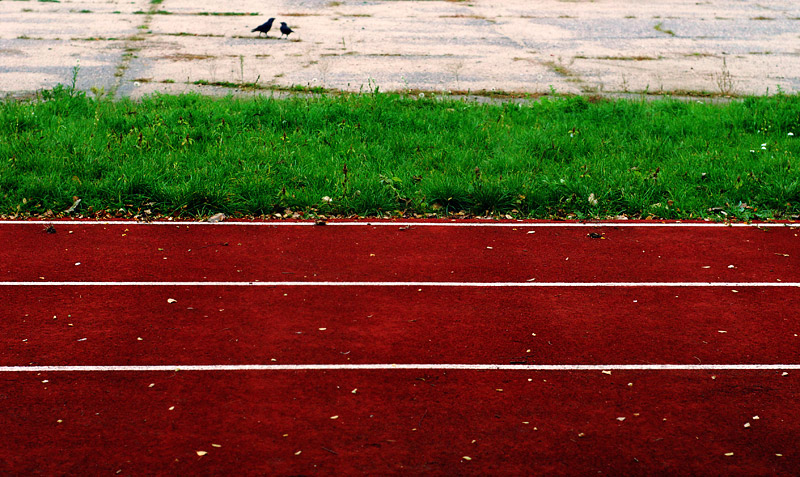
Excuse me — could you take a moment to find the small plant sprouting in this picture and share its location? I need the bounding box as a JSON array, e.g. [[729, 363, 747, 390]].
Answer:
[[449, 60, 464, 88], [654, 22, 675, 36], [379, 174, 408, 205], [713, 57, 737, 96], [318, 60, 331, 86], [90, 86, 107, 100], [70, 61, 80, 92]]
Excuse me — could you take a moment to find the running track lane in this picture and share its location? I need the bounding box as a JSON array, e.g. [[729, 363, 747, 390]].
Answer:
[[3, 286, 800, 366], [0, 221, 798, 282], [1, 221, 799, 475], [1, 371, 797, 475]]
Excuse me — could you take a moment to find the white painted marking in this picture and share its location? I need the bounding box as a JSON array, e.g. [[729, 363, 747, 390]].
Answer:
[[0, 220, 797, 228], [1, 281, 799, 287], [0, 364, 797, 372]]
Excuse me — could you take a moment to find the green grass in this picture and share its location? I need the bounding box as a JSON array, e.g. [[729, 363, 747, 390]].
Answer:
[[1, 86, 799, 220], [654, 21, 676, 37]]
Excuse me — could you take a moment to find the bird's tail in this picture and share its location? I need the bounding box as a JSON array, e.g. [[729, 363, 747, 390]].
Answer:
[[251, 28, 258, 32]]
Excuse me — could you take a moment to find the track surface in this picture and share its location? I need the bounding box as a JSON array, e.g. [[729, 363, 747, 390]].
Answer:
[[1, 220, 799, 475]]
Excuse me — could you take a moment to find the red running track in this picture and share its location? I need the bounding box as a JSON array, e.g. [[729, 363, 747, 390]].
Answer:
[[1, 221, 798, 283], [3, 286, 800, 366], [2, 371, 797, 475], [1, 220, 799, 475]]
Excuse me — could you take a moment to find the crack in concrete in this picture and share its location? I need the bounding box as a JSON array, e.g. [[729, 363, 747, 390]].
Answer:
[[110, 0, 158, 98]]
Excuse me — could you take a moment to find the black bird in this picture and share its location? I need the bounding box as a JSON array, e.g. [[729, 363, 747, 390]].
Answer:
[[279, 22, 293, 39], [252, 18, 275, 37]]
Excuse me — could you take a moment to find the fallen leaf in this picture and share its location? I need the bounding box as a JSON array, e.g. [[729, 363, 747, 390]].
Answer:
[[167, 298, 177, 303], [462, 456, 472, 461], [64, 198, 82, 214], [196, 451, 207, 457]]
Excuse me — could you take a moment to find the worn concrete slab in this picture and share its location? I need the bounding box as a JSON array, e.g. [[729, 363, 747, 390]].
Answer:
[[1, 0, 799, 99]]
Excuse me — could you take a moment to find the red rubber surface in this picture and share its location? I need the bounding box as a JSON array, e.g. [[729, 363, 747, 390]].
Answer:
[[3, 286, 799, 366], [1, 222, 798, 282], [1, 221, 799, 475], [2, 371, 797, 475]]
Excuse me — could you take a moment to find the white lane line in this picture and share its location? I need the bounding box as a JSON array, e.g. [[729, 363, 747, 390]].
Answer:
[[0, 364, 797, 372], [1, 281, 799, 287], [0, 220, 797, 228]]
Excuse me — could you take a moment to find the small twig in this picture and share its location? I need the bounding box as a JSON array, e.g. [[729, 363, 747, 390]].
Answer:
[[418, 409, 428, 428], [321, 446, 338, 455], [194, 241, 229, 250]]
